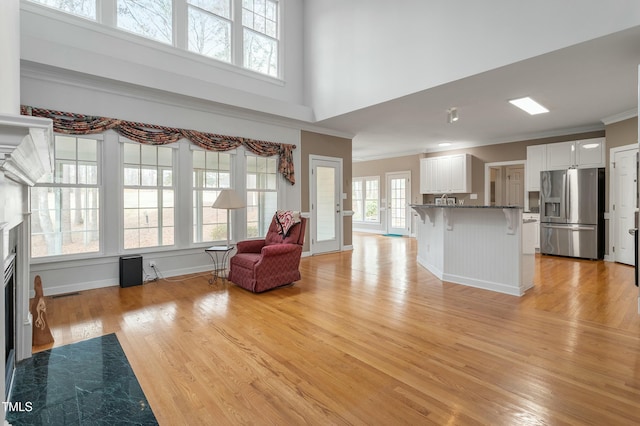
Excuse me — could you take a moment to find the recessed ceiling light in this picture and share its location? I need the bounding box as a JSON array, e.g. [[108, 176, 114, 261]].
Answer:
[[439, 142, 451, 147], [509, 97, 549, 115]]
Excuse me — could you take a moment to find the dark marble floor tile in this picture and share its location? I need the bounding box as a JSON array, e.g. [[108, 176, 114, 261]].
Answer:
[[7, 334, 157, 426]]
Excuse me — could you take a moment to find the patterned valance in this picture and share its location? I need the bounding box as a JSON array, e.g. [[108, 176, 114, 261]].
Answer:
[[21, 105, 296, 185]]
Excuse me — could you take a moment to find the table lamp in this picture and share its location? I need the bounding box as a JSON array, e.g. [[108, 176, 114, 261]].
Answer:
[[212, 189, 246, 248]]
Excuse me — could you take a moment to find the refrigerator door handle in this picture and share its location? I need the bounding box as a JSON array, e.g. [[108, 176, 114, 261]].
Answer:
[[561, 173, 567, 220], [541, 224, 596, 231]]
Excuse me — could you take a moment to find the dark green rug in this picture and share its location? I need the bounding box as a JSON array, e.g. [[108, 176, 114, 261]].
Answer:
[[7, 334, 157, 425]]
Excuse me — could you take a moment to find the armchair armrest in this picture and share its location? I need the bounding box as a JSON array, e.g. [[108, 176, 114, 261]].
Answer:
[[261, 243, 301, 257], [255, 243, 303, 273], [236, 239, 266, 253]]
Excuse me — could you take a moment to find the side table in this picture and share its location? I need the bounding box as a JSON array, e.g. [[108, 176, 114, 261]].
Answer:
[[205, 245, 234, 285]]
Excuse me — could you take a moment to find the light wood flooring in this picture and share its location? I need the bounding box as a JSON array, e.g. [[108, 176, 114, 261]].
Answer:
[[37, 233, 640, 425]]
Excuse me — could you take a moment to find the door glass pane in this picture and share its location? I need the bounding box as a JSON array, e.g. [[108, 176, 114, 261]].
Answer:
[[391, 178, 406, 229], [317, 166, 335, 241]]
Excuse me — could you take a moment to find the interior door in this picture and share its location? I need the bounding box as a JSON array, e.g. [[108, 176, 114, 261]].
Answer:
[[386, 172, 411, 236], [310, 156, 342, 254], [614, 147, 638, 265], [506, 165, 524, 207]]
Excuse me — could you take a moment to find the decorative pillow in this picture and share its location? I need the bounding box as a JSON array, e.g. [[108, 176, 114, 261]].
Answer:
[[275, 210, 301, 237]]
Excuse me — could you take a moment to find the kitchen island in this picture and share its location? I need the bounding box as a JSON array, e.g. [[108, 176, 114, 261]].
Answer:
[[411, 204, 535, 296]]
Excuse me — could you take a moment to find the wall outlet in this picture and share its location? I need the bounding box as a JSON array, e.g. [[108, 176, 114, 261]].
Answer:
[[149, 261, 157, 268]]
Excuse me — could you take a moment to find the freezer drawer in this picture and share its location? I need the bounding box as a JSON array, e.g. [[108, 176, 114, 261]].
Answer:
[[540, 223, 601, 259]]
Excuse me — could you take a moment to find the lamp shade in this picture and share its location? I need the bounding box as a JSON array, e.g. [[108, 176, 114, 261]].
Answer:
[[212, 189, 246, 210]]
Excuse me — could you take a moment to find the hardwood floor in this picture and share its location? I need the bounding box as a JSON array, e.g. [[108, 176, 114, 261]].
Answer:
[[37, 233, 640, 425]]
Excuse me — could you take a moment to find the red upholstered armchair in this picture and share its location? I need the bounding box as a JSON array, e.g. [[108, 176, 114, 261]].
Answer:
[[228, 215, 307, 293]]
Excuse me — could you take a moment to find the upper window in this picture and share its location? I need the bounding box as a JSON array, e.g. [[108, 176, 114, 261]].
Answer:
[[242, 0, 279, 77], [246, 154, 277, 238], [192, 149, 232, 243], [31, 135, 101, 258], [123, 142, 175, 249], [28, 0, 280, 77], [352, 177, 380, 223]]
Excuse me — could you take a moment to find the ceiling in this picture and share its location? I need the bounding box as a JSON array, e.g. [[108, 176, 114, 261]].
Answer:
[[314, 26, 640, 162]]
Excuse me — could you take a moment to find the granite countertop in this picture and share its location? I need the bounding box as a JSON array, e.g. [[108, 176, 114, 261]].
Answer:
[[410, 204, 522, 209]]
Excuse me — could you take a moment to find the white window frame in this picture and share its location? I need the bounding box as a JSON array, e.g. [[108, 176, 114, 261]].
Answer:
[[30, 134, 103, 261], [121, 139, 178, 251], [25, 0, 281, 78], [352, 176, 380, 224], [191, 146, 236, 244], [244, 151, 279, 238]]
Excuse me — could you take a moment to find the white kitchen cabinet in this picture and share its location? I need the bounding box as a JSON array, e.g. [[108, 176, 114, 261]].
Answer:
[[544, 138, 605, 170], [420, 158, 435, 193], [545, 141, 575, 170], [420, 154, 471, 194], [526, 145, 547, 191], [575, 138, 606, 168]]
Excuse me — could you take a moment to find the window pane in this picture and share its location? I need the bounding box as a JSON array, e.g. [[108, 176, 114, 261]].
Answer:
[[124, 166, 140, 186], [162, 169, 173, 186], [29, 0, 96, 20], [31, 186, 100, 257], [141, 168, 157, 186], [244, 29, 278, 77], [55, 136, 76, 160], [188, 0, 230, 17], [219, 153, 231, 170], [188, 7, 232, 62], [141, 144, 157, 165], [77, 139, 97, 161], [117, 0, 172, 44], [157, 147, 172, 166], [124, 143, 140, 164], [193, 150, 205, 169]]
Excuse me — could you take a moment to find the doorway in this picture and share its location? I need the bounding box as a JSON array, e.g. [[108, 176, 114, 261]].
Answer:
[[484, 161, 526, 207], [612, 144, 638, 265], [386, 171, 411, 236], [310, 155, 342, 254]]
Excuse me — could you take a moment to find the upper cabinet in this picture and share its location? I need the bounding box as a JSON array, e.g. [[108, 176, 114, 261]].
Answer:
[[544, 138, 605, 170], [545, 141, 575, 170], [575, 138, 606, 168], [420, 154, 472, 194], [526, 145, 547, 192]]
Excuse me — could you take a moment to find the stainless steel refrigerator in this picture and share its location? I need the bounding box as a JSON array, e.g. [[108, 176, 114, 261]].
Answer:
[[540, 168, 605, 259]]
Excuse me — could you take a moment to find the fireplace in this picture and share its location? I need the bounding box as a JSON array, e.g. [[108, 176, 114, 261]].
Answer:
[[0, 1, 54, 418], [4, 252, 15, 399]]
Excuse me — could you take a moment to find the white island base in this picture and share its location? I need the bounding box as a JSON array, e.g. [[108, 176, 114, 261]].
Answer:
[[411, 205, 535, 296]]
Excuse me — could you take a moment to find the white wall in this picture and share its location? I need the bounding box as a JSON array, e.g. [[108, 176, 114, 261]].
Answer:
[[304, 0, 640, 120], [22, 66, 303, 295], [20, 0, 310, 122]]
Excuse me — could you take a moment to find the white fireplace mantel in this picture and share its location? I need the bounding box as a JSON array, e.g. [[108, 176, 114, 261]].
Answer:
[[0, 113, 53, 186]]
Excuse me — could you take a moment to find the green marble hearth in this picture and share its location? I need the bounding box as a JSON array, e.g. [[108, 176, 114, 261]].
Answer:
[[7, 334, 157, 425]]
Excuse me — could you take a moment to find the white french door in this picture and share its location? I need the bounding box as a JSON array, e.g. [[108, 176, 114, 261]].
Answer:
[[386, 171, 411, 236], [310, 156, 342, 254], [613, 146, 638, 265]]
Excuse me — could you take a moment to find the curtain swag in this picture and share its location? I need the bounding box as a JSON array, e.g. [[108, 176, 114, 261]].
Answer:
[[21, 105, 297, 185]]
